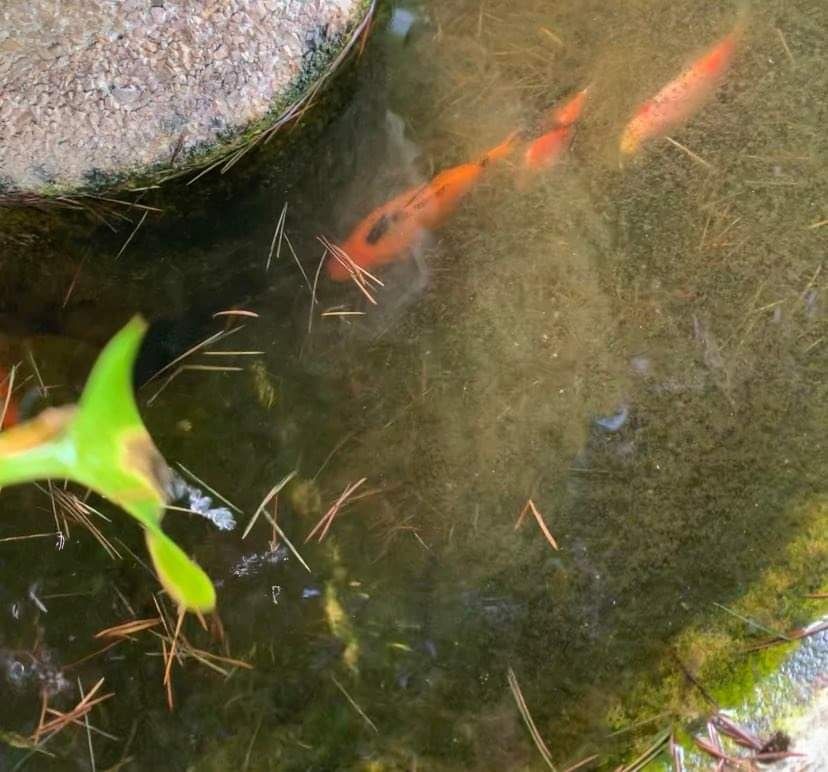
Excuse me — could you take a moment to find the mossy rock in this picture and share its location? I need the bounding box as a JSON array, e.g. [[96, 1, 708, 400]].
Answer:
[[0, 0, 376, 202]]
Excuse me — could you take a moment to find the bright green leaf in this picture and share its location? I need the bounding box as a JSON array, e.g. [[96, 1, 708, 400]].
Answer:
[[0, 316, 217, 612]]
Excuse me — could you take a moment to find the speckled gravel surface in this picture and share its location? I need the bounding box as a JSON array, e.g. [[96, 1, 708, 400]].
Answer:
[[0, 0, 368, 195]]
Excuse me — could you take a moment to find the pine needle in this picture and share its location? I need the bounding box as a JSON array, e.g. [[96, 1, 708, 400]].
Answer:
[[515, 499, 559, 550], [95, 618, 162, 640], [331, 674, 378, 733], [242, 471, 297, 539], [507, 666, 556, 770], [305, 478, 367, 543]]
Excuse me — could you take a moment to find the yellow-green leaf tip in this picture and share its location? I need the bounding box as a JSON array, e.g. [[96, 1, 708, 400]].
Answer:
[[145, 529, 217, 613]]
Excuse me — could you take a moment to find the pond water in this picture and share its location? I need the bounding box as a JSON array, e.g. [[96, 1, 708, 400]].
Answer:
[[1, 0, 826, 769]]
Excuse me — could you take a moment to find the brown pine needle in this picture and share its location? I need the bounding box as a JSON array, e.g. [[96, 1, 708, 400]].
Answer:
[[147, 629, 254, 676], [212, 309, 260, 319], [243, 714, 265, 771], [620, 729, 670, 771], [83, 195, 161, 212], [38, 485, 121, 559], [146, 363, 243, 404], [308, 246, 328, 334], [242, 471, 298, 539], [712, 714, 762, 750], [331, 674, 378, 733], [183, 646, 254, 671], [664, 136, 714, 170], [78, 678, 97, 772], [317, 234, 384, 306], [507, 666, 556, 770], [34, 677, 113, 741], [516, 499, 559, 550], [143, 325, 244, 384], [63, 255, 88, 307], [515, 499, 532, 530], [539, 26, 564, 46], [282, 233, 314, 295], [317, 234, 381, 290], [322, 309, 366, 317], [163, 607, 186, 689], [746, 619, 828, 652], [263, 516, 311, 573], [774, 27, 794, 63], [1, 363, 16, 429], [693, 736, 739, 765], [152, 595, 179, 656], [805, 592, 828, 599], [176, 463, 243, 514], [266, 201, 288, 271], [0, 532, 56, 543], [712, 602, 791, 641], [115, 210, 149, 260], [162, 640, 174, 710], [561, 755, 599, 772], [95, 618, 162, 640], [305, 478, 367, 543], [62, 641, 122, 670], [202, 350, 264, 356], [807, 218, 828, 230]]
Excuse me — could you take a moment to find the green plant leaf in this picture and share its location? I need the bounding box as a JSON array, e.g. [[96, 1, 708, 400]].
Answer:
[[145, 528, 216, 612], [0, 316, 217, 612]]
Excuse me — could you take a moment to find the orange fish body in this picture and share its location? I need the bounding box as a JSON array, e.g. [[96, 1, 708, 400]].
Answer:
[[416, 132, 517, 229], [329, 187, 426, 281], [620, 28, 740, 156], [522, 87, 589, 175], [523, 125, 574, 172], [0, 367, 20, 429], [550, 86, 590, 129], [328, 134, 517, 282]]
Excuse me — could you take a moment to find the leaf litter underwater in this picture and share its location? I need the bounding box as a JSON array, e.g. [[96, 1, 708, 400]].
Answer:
[[0, 0, 826, 768]]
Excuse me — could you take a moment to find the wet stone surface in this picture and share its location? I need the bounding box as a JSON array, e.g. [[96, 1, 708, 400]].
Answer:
[[0, 0, 369, 195]]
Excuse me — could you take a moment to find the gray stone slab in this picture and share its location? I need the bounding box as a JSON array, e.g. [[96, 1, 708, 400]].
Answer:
[[0, 0, 371, 196]]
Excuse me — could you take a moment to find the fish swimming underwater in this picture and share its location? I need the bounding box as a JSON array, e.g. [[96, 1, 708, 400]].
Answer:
[[523, 86, 589, 172], [619, 24, 742, 156], [327, 133, 518, 282]]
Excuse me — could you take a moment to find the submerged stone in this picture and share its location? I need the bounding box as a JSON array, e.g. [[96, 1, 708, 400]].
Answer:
[[0, 0, 373, 198]]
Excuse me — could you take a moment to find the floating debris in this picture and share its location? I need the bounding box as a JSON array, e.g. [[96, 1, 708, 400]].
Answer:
[[230, 546, 289, 579], [168, 473, 236, 531], [594, 404, 630, 432], [389, 8, 416, 39]]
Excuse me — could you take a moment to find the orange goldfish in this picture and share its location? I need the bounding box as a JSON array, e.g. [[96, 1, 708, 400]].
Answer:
[[619, 26, 741, 156], [522, 87, 589, 173], [328, 133, 518, 282], [0, 367, 20, 429]]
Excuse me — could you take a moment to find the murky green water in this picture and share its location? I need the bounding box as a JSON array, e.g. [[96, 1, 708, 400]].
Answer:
[[1, 0, 826, 769]]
